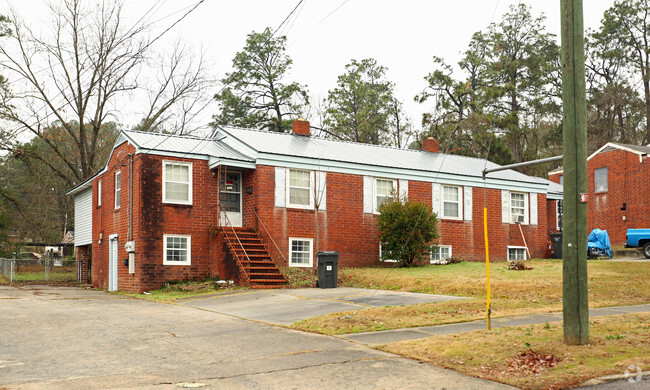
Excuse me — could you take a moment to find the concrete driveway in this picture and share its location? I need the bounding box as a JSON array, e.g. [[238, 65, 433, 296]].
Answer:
[[0, 285, 509, 389], [177, 287, 467, 325]]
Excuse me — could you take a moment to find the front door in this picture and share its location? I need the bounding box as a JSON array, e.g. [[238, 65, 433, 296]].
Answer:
[[108, 235, 118, 291], [220, 171, 243, 227]]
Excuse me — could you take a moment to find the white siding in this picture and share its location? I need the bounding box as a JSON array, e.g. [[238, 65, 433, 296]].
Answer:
[[74, 188, 93, 246]]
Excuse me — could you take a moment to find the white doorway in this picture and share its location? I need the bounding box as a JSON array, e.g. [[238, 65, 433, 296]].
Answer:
[[220, 171, 243, 227], [108, 234, 118, 291]]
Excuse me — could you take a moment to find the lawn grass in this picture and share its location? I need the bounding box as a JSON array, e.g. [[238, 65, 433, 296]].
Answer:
[[380, 313, 650, 390], [0, 264, 77, 283], [291, 260, 650, 335], [114, 278, 246, 302]]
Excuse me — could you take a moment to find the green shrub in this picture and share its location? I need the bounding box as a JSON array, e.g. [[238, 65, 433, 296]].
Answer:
[[377, 194, 439, 266]]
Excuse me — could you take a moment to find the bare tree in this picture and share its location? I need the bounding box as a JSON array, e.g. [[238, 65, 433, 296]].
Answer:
[[0, 0, 211, 183]]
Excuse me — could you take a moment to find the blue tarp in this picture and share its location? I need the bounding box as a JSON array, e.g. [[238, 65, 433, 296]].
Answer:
[[587, 228, 612, 258]]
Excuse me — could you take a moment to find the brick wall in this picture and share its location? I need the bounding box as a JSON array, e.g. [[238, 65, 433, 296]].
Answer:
[[252, 165, 549, 266], [75, 245, 90, 283], [588, 149, 650, 245]]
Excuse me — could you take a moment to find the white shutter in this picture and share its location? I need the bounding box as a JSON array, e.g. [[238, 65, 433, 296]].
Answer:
[[432, 183, 441, 216], [464, 186, 473, 221], [399, 179, 408, 199], [363, 176, 373, 214], [274, 167, 286, 207], [530, 192, 538, 225], [316, 171, 327, 210], [501, 190, 510, 224]]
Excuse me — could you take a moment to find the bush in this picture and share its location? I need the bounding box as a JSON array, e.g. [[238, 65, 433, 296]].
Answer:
[[377, 194, 439, 266]]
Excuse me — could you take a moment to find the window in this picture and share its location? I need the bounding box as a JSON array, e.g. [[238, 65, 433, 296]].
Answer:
[[508, 247, 527, 261], [114, 171, 121, 209], [556, 200, 563, 231], [558, 175, 563, 186], [163, 161, 192, 205], [98, 180, 102, 207], [289, 238, 313, 267], [510, 192, 526, 223], [431, 245, 452, 264], [594, 167, 608, 193], [379, 243, 397, 263], [442, 185, 461, 219], [163, 235, 191, 265], [374, 178, 396, 213], [288, 169, 313, 208]]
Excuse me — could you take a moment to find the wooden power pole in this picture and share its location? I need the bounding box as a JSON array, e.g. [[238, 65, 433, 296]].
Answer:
[[560, 0, 589, 345]]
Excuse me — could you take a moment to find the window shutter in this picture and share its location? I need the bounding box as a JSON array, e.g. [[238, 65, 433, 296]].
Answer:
[[316, 171, 327, 210], [274, 167, 286, 207], [363, 176, 373, 214], [432, 183, 441, 216], [399, 179, 408, 199], [529, 193, 537, 225], [464, 186, 472, 221], [501, 190, 510, 223]]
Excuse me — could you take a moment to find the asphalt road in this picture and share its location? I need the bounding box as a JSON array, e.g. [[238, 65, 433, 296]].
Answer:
[[0, 285, 511, 389]]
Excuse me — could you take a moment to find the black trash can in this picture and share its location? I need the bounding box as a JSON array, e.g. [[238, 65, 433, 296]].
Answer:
[[550, 233, 562, 259], [317, 251, 338, 289]]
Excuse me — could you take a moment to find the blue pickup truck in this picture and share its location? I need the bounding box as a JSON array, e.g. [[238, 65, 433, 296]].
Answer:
[[625, 229, 650, 258]]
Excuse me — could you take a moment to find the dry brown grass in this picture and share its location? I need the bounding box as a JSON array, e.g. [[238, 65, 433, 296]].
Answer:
[[291, 260, 650, 334], [380, 313, 650, 390]]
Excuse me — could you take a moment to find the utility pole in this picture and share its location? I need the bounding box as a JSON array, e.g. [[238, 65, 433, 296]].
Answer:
[[560, 0, 589, 345]]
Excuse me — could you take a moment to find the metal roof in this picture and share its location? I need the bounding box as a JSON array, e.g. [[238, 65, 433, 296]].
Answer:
[[218, 126, 548, 185], [123, 130, 253, 163]]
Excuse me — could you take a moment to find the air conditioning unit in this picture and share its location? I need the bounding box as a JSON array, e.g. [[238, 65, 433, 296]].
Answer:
[[124, 241, 135, 253], [514, 215, 525, 224]]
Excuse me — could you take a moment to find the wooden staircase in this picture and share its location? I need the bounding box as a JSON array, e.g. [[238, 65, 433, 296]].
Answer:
[[221, 227, 287, 289]]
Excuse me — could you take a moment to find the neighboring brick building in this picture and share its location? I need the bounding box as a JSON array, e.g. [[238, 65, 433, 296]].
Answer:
[[69, 121, 561, 292], [548, 142, 650, 246]]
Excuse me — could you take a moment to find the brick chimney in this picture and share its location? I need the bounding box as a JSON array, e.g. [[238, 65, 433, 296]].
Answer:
[[292, 119, 310, 136], [422, 137, 439, 153]]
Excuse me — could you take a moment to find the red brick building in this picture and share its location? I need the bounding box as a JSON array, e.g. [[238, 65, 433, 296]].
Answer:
[[69, 121, 560, 292], [548, 142, 650, 246]]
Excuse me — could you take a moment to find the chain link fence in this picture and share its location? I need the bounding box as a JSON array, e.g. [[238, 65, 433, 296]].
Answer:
[[0, 257, 78, 283]]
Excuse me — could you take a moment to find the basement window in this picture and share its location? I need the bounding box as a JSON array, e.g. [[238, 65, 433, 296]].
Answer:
[[431, 245, 452, 264], [507, 246, 527, 261], [289, 238, 313, 267], [379, 243, 397, 263], [163, 234, 191, 266], [163, 161, 193, 205], [594, 167, 608, 193]]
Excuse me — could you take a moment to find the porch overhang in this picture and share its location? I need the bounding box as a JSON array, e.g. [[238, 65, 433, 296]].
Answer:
[[209, 157, 256, 170]]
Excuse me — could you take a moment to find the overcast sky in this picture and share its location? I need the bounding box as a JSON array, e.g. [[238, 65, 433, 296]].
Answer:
[[8, 0, 617, 133]]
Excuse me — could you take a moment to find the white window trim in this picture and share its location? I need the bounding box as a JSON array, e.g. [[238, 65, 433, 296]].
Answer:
[[373, 178, 397, 214], [163, 234, 191, 266], [556, 200, 563, 231], [594, 167, 608, 193], [510, 192, 528, 224], [507, 246, 527, 262], [289, 237, 313, 267], [114, 171, 121, 209], [162, 160, 193, 205], [441, 185, 462, 220], [286, 169, 314, 209], [431, 245, 452, 264], [98, 179, 102, 207], [379, 243, 397, 263]]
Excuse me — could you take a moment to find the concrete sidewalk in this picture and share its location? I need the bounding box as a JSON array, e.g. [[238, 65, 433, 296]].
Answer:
[[338, 303, 650, 346]]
